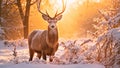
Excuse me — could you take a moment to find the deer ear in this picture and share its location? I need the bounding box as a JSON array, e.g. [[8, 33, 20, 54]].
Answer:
[[42, 14, 49, 21], [56, 15, 62, 21]]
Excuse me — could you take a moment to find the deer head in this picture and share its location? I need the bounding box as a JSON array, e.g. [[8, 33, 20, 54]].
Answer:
[[37, 0, 66, 30]]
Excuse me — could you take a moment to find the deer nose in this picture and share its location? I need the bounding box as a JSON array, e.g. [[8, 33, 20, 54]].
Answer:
[[51, 25, 54, 28]]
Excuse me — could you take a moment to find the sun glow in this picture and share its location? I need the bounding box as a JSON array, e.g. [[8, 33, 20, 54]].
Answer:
[[30, 0, 103, 39], [93, 0, 101, 3]]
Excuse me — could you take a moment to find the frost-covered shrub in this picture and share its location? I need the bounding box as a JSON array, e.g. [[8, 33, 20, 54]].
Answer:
[[96, 28, 120, 68], [4, 39, 27, 47], [91, 8, 120, 68], [90, 9, 120, 38], [0, 27, 5, 40], [52, 39, 97, 64], [59, 40, 80, 64]]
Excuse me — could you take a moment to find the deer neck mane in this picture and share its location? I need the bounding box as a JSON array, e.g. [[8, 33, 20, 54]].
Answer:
[[46, 27, 58, 48]]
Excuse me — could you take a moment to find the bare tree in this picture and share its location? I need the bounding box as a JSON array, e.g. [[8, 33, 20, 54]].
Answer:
[[16, 0, 37, 39], [23, 0, 31, 39]]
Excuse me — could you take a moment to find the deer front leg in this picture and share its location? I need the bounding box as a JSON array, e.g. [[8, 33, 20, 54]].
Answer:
[[49, 56, 53, 62], [37, 52, 42, 59], [49, 48, 57, 62], [42, 51, 46, 60]]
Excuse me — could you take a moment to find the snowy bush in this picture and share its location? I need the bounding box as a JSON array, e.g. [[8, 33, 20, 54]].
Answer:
[[0, 27, 5, 40], [95, 28, 120, 68], [4, 39, 28, 47], [51, 39, 99, 64], [91, 8, 120, 68], [59, 40, 80, 64]]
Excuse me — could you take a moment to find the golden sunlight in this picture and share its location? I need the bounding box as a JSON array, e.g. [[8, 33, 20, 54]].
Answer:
[[29, 0, 104, 39], [93, 0, 101, 3]]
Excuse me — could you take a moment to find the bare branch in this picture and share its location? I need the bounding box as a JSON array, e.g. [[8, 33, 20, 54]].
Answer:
[[98, 9, 109, 21], [30, 0, 37, 6]]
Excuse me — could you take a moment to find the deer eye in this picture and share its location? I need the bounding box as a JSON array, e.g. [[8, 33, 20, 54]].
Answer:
[[47, 18, 51, 22]]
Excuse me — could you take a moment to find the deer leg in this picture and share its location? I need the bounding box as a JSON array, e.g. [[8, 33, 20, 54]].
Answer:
[[37, 52, 41, 59], [29, 48, 34, 61], [49, 56, 53, 62], [42, 51, 46, 60]]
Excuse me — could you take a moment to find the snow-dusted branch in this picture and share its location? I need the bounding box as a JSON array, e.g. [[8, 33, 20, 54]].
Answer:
[[98, 9, 110, 21]]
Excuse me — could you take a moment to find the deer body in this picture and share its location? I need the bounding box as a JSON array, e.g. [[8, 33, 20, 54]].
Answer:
[[28, 0, 66, 61], [28, 28, 58, 61]]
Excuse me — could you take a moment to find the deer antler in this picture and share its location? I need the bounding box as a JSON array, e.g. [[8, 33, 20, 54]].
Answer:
[[37, 0, 66, 18], [37, 0, 50, 17], [54, 0, 66, 17]]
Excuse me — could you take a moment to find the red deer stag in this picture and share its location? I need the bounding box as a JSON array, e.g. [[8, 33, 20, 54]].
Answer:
[[28, 0, 66, 61]]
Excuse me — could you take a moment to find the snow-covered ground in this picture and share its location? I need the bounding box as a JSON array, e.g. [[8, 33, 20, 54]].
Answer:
[[0, 39, 105, 68], [0, 63, 104, 68]]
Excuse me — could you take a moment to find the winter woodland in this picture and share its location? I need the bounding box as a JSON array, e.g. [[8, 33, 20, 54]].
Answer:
[[0, 0, 120, 68]]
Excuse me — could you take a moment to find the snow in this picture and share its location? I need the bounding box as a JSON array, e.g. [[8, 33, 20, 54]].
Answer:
[[0, 63, 104, 68], [0, 39, 105, 68], [92, 8, 120, 68]]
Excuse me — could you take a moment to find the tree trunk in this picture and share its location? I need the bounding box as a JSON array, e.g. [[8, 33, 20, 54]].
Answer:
[[16, 0, 24, 23], [23, 0, 31, 39], [0, 0, 2, 25], [16, 0, 31, 39]]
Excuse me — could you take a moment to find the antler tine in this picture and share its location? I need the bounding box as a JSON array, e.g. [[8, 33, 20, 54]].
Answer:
[[37, 0, 48, 16], [55, 0, 66, 17], [46, 10, 50, 17], [55, 10, 58, 16]]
